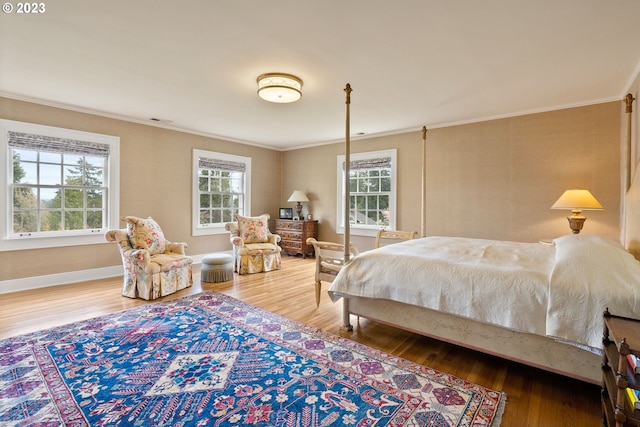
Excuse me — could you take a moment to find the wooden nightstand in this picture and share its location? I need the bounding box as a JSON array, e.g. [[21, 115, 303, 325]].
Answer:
[[602, 309, 640, 427], [274, 219, 318, 258]]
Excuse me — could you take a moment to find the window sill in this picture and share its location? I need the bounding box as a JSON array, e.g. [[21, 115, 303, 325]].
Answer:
[[0, 232, 108, 252]]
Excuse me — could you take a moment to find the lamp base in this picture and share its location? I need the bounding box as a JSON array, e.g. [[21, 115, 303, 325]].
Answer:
[[295, 202, 303, 220], [566, 214, 586, 234]]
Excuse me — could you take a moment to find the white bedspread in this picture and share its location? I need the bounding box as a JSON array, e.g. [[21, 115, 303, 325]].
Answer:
[[328, 234, 640, 349], [547, 234, 640, 348]]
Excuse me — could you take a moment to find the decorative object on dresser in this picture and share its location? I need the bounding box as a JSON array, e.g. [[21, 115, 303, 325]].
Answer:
[[279, 207, 293, 219], [105, 216, 193, 300], [274, 218, 318, 258], [601, 308, 640, 427], [287, 190, 309, 220], [225, 213, 282, 275]]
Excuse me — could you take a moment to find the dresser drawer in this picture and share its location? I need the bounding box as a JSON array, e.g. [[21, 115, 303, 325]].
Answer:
[[281, 240, 302, 251], [277, 221, 303, 231], [278, 230, 302, 240]]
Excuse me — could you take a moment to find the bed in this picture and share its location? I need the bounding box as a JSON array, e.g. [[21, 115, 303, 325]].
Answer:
[[329, 165, 640, 385]]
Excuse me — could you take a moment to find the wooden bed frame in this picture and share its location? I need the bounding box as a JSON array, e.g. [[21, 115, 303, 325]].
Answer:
[[338, 101, 639, 385]]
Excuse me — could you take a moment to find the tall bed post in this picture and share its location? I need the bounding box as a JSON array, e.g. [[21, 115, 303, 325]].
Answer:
[[341, 83, 355, 332], [622, 94, 636, 246], [625, 93, 636, 190], [421, 126, 428, 237], [623, 93, 638, 253], [344, 83, 352, 263]]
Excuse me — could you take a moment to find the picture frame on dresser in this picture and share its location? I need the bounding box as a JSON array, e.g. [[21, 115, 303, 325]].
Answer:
[[279, 208, 293, 219]]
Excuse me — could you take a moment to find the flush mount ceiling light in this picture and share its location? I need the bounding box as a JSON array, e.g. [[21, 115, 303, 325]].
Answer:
[[257, 73, 303, 103]]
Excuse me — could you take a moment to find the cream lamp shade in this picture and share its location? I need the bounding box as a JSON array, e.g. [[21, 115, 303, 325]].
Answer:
[[551, 189, 603, 234], [288, 190, 309, 219], [257, 73, 303, 103]]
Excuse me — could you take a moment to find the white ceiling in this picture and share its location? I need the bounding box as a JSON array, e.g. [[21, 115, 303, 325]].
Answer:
[[1, 1, 640, 150]]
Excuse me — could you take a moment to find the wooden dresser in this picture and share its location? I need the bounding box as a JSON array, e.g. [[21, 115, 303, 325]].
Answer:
[[274, 219, 318, 258]]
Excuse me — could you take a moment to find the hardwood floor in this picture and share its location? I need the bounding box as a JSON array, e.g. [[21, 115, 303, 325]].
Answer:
[[0, 255, 601, 426]]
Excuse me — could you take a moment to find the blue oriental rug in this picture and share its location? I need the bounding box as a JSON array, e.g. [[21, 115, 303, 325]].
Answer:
[[0, 291, 505, 426]]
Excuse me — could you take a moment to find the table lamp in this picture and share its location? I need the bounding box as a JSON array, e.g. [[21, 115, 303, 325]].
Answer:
[[551, 189, 603, 234], [287, 190, 309, 219]]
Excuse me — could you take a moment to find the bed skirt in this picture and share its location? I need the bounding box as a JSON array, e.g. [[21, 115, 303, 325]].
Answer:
[[341, 296, 601, 384]]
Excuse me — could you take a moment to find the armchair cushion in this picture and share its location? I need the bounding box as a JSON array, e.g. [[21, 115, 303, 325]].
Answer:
[[235, 214, 270, 243], [124, 216, 167, 255]]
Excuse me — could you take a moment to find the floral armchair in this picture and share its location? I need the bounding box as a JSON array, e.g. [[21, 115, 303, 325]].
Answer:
[[225, 213, 282, 275], [105, 216, 193, 300]]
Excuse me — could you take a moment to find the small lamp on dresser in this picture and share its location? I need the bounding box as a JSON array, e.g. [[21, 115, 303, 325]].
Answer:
[[551, 188, 603, 234], [288, 190, 309, 220]]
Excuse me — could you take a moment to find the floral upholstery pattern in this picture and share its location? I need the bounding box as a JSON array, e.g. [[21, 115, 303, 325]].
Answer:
[[225, 213, 281, 275], [125, 216, 167, 255], [236, 214, 270, 243], [106, 217, 193, 300]]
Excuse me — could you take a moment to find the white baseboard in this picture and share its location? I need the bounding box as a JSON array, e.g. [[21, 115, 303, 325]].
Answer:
[[0, 251, 232, 295], [0, 266, 124, 295]]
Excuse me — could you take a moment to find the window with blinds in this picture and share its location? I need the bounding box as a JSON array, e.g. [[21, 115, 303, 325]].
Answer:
[[336, 149, 397, 235], [1, 119, 120, 251], [192, 149, 251, 235]]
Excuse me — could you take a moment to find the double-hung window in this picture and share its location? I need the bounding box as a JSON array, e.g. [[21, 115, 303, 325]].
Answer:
[[1, 119, 120, 251], [336, 149, 397, 236], [192, 149, 251, 236]]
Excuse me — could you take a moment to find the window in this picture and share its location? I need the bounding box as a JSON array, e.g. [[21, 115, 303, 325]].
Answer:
[[336, 149, 397, 236], [192, 149, 251, 236], [0, 119, 120, 251]]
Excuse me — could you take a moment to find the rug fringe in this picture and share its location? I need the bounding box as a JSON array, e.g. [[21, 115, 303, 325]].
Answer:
[[491, 392, 507, 427]]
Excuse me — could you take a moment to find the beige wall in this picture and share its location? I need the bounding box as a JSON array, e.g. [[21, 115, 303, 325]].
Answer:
[[282, 102, 621, 251], [0, 97, 281, 282], [281, 132, 424, 250], [0, 97, 623, 285], [426, 102, 620, 242]]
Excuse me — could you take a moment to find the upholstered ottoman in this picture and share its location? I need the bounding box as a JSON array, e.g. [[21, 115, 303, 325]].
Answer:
[[201, 253, 234, 283]]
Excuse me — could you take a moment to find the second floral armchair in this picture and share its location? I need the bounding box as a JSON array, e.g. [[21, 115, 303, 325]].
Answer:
[[225, 213, 282, 275]]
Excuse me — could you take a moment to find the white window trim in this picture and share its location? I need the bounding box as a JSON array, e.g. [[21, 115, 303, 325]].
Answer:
[[336, 149, 397, 237], [192, 149, 251, 236], [0, 119, 120, 252]]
